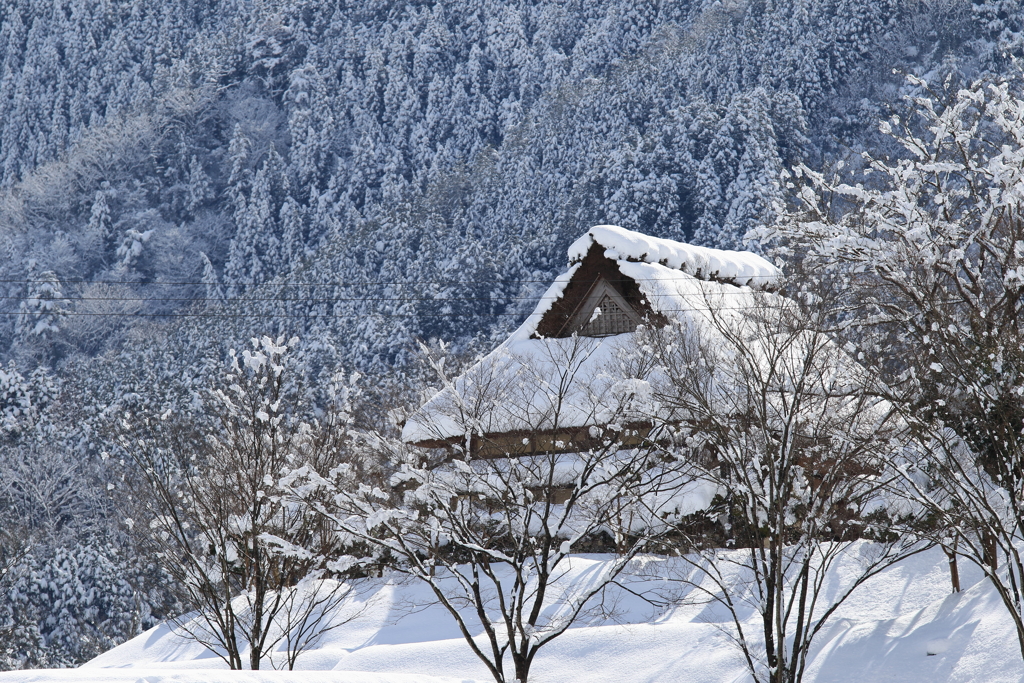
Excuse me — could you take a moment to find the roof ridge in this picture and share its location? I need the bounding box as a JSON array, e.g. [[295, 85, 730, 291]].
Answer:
[[566, 225, 781, 289]]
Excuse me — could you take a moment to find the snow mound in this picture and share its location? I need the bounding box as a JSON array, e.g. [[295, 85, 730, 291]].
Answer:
[[1, 547, 1023, 682]]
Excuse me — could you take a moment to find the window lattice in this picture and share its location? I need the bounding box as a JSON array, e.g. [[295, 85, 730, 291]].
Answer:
[[580, 294, 636, 336]]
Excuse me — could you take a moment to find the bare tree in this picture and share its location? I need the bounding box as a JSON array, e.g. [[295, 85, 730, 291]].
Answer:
[[641, 287, 920, 683], [765, 74, 1024, 660], [282, 336, 697, 683], [119, 335, 360, 669]]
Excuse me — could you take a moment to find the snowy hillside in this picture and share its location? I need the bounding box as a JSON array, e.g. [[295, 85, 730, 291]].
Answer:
[[3, 0, 1024, 674], [0, 546, 1019, 683]]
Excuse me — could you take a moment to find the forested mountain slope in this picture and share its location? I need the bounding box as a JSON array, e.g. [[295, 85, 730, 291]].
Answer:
[[3, 0, 1019, 369], [0, 0, 1022, 669]]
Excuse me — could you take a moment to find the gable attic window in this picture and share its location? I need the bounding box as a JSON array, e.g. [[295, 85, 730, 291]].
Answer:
[[534, 241, 666, 339], [567, 279, 644, 337]]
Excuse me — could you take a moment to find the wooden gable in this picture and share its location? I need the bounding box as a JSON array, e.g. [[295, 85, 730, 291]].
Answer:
[[534, 242, 667, 338]]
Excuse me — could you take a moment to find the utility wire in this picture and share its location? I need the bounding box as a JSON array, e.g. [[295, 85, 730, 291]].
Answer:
[[0, 289, 783, 305], [0, 277, 549, 287], [0, 275, 780, 288], [0, 304, 784, 319], [0, 294, 541, 304]]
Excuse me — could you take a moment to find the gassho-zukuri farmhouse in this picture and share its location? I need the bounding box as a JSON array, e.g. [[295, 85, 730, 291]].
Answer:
[[400, 224, 783, 459]]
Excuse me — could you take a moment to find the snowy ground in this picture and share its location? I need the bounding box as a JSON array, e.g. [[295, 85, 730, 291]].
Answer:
[[1, 545, 1021, 683]]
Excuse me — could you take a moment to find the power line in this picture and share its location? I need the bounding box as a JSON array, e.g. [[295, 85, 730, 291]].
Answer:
[[0, 277, 551, 287], [0, 275, 781, 288], [0, 310, 482, 319], [0, 304, 782, 319], [0, 288, 783, 305], [0, 292, 974, 315], [0, 294, 538, 305]]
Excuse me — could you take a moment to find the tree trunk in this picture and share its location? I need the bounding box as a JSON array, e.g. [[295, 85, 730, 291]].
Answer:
[[982, 528, 999, 572], [943, 545, 961, 593], [513, 652, 530, 683]]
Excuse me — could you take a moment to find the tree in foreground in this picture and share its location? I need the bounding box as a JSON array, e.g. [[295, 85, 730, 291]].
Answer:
[[119, 336, 360, 669], [641, 287, 920, 683], [282, 337, 701, 683], [764, 74, 1024, 659]]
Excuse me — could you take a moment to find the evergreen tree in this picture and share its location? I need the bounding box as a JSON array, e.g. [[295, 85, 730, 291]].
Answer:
[[186, 155, 212, 214], [285, 61, 333, 199], [15, 266, 66, 347]]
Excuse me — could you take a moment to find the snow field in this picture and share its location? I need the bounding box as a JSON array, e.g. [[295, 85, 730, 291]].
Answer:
[[2, 545, 1022, 682]]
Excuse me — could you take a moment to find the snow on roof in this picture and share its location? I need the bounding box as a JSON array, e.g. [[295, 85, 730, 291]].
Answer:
[[508, 227, 778, 343], [402, 333, 650, 444], [568, 225, 781, 289], [402, 226, 789, 445], [401, 273, 771, 444]]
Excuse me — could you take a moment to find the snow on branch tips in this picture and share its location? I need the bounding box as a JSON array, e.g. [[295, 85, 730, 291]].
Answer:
[[767, 72, 1024, 663]]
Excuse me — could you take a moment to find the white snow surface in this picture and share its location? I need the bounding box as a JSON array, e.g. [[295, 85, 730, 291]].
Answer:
[[2, 545, 1022, 682], [567, 224, 781, 288]]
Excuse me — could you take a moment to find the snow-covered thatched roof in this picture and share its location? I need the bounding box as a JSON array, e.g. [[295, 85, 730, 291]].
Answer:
[[569, 225, 780, 286], [401, 226, 784, 448], [512, 225, 780, 343]]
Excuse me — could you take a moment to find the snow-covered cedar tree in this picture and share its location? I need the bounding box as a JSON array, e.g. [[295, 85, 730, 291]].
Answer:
[[0, 362, 57, 440], [280, 338, 700, 683], [14, 265, 67, 354], [0, 543, 137, 669], [760, 73, 1024, 660], [115, 336, 362, 670], [0, 436, 157, 670], [639, 286, 920, 683]]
